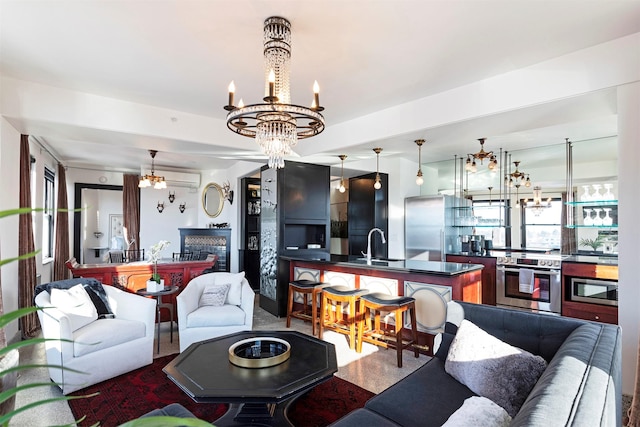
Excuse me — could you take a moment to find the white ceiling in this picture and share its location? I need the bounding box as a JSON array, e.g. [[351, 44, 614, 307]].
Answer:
[[1, 0, 639, 175]]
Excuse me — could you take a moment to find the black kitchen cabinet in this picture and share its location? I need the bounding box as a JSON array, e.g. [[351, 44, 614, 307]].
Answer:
[[259, 161, 331, 316], [348, 172, 389, 259]]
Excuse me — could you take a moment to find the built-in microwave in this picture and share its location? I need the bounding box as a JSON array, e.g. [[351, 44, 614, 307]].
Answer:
[[570, 277, 618, 306]]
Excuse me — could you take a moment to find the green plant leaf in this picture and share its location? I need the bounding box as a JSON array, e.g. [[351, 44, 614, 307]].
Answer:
[[0, 251, 40, 268]]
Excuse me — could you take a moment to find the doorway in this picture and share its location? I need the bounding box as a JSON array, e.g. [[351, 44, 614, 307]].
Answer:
[[73, 183, 123, 263]]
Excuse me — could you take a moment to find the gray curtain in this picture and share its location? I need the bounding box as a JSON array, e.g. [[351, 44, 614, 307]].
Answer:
[[53, 163, 70, 280], [123, 174, 140, 251], [18, 135, 39, 338]]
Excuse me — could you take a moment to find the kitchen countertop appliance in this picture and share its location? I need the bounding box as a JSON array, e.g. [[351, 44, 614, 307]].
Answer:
[[496, 252, 565, 314]]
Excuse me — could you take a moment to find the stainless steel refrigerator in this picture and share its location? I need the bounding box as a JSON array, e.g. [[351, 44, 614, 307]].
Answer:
[[404, 195, 470, 261]]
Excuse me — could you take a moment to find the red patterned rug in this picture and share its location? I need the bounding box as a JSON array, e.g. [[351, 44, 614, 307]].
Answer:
[[68, 354, 375, 426]]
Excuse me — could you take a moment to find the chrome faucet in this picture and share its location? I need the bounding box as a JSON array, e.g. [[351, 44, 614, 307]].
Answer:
[[362, 228, 386, 261]]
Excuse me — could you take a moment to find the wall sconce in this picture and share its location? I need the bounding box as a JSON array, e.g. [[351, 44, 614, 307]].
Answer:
[[168, 191, 176, 203], [179, 203, 186, 213], [157, 201, 165, 213], [373, 147, 382, 190], [222, 180, 234, 205]]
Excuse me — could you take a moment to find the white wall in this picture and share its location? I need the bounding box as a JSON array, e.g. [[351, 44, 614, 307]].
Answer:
[[0, 118, 21, 342], [617, 82, 640, 396]]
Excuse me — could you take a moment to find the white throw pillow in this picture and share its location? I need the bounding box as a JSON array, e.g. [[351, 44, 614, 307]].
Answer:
[[444, 319, 547, 417], [442, 396, 512, 427], [50, 285, 99, 331], [214, 272, 245, 306], [199, 283, 231, 307]]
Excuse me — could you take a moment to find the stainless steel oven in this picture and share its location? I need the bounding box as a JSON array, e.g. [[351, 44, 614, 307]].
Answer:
[[570, 277, 617, 306], [496, 254, 563, 314]]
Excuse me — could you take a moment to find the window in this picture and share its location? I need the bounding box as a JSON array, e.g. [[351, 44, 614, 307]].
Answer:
[[471, 200, 509, 248], [43, 167, 55, 259], [521, 198, 562, 250]]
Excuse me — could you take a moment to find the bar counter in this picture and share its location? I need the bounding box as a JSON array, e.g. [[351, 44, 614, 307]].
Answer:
[[65, 255, 218, 321], [282, 255, 483, 303], [280, 255, 483, 355]]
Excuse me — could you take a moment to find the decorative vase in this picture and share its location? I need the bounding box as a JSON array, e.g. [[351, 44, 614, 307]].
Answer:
[[146, 279, 165, 292]]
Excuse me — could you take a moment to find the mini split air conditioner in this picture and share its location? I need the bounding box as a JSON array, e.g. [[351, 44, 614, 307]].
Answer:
[[140, 167, 201, 189]]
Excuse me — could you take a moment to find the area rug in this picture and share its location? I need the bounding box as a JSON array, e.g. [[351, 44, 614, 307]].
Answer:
[[69, 354, 375, 427]]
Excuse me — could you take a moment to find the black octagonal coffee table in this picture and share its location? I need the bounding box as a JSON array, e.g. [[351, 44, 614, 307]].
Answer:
[[163, 330, 338, 426]]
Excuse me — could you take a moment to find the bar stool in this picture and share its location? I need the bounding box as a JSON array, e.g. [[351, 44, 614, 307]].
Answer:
[[286, 279, 327, 336], [319, 286, 369, 350], [356, 293, 419, 367]]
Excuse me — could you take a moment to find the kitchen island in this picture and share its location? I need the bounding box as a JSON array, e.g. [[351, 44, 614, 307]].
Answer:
[[280, 256, 483, 354]]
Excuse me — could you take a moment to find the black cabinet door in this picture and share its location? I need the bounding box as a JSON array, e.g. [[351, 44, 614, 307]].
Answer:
[[281, 161, 329, 221], [348, 173, 388, 259]]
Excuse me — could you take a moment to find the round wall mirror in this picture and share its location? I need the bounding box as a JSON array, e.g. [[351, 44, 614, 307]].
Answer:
[[202, 182, 224, 218]]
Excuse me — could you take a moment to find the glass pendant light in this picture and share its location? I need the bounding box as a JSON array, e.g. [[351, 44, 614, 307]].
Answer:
[[415, 139, 425, 186], [373, 148, 382, 190]]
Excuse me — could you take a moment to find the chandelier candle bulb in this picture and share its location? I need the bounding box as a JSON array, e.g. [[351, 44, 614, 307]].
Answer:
[[313, 80, 321, 110], [268, 70, 276, 101], [228, 81, 235, 107]]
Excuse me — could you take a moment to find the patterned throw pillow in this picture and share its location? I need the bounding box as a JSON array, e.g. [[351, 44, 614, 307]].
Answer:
[[199, 283, 231, 307], [444, 319, 547, 417]]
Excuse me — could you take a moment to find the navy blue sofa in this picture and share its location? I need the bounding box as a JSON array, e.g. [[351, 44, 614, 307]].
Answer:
[[330, 301, 622, 427]]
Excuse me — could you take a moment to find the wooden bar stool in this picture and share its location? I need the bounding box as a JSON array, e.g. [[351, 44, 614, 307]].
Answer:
[[286, 279, 327, 336], [356, 293, 419, 367], [319, 286, 369, 350]]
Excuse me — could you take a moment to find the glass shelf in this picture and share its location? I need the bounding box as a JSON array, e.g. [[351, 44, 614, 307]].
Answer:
[[566, 200, 618, 206], [566, 224, 618, 229]]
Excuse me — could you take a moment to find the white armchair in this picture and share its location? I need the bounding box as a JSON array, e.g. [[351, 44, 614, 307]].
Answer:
[[177, 272, 255, 352], [35, 283, 155, 394]]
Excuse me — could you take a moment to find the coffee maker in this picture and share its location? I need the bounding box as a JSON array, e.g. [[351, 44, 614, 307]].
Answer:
[[469, 235, 485, 254]]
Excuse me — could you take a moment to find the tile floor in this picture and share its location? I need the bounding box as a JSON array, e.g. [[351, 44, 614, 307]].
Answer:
[[10, 297, 426, 426]]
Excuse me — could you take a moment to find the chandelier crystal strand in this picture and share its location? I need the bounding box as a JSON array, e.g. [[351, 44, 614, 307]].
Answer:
[[224, 17, 325, 169]]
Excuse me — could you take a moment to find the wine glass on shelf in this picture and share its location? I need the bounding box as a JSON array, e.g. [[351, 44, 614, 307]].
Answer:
[[582, 208, 593, 226], [591, 184, 603, 202], [580, 185, 591, 202], [603, 183, 615, 201], [602, 208, 613, 226], [592, 208, 603, 226]]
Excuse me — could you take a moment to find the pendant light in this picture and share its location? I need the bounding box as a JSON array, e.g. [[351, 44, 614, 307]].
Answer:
[[338, 155, 347, 193], [415, 139, 425, 186], [373, 148, 382, 190]]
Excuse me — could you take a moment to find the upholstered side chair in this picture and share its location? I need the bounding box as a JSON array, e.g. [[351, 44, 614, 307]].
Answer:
[[35, 279, 156, 394], [177, 272, 255, 352]]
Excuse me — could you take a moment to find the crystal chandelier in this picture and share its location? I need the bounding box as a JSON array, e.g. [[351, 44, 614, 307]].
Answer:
[[224, 17, 325, 169], [505, 161, 531, 188], [525, 186, 552, 216], [466, 138, 498, 173], [139, 150, 166, 189]]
